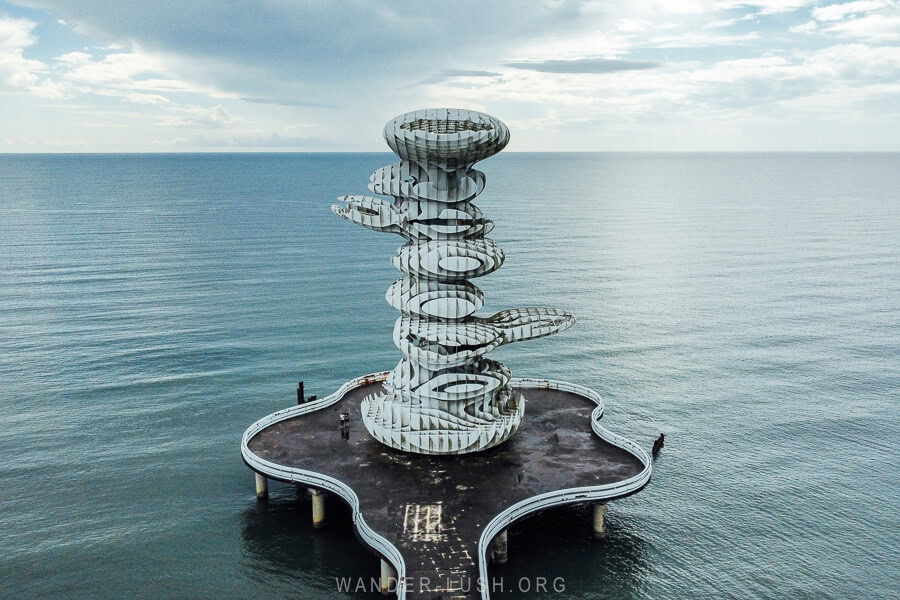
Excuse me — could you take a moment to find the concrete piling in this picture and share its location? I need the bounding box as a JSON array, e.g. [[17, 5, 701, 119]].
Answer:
[[254, 472, 268, 500], [593, 503, 607, 539], [380, 559, 396, 595], [492, 529, 508, 564], [310, 488, 326, 528]]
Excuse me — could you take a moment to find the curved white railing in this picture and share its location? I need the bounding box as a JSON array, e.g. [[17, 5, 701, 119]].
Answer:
[[239, 372, 410, 596], [476, 378, 652, 600], [240, 373, 652, 600]]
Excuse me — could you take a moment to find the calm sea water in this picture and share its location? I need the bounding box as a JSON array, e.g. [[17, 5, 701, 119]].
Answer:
[[1, 153, 898, 599]]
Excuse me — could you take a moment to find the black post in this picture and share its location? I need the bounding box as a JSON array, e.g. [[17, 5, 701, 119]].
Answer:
[[297, 381, 304, 405]]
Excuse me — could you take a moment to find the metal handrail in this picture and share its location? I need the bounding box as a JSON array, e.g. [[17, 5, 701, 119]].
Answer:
[[240, 373, 652, 600], [477, 378, 652, 599]]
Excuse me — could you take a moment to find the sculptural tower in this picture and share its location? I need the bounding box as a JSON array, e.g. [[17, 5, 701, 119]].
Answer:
[[333, 108, 574, 454]]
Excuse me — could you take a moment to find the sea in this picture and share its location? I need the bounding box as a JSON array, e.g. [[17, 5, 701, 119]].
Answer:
[[1, 153, 897, 599]]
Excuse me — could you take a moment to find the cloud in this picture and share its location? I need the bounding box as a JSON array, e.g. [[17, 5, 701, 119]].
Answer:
[[432, 43, 900, 131], [415, 68, 503, 86], [649, 31, 761, 47], [62, 49, 165, 83], [114, 76, 234, 98], [703, 10, 763, 29], [4, 0, 900, 150], [154, 131, 326, 149], [52, 48, 236, 101], [0, 15, 65, 97], [156, 104, 243, 128], [705, 18, 741, 28], [55, 51, 92, 64], [94, 88, 170, 104], [790, 20, 819, 32], [617, 19, 647, 32], [505, 28, 633, 63], [504, 57, 659, 73], [11, 0, 596, 100], [239, 97, 331, 107], [714, 0, 818, 15], [822, 11, 900, 41], [438, 68, 503, 78], [789, 0, 899, 40], [812, 0, 891, 21]]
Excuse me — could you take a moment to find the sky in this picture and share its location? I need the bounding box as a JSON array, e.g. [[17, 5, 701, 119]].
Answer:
[[1, 0, 899, 151]]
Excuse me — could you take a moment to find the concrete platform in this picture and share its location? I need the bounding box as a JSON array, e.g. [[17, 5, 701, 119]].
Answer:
[[242, 375, 651, 599]]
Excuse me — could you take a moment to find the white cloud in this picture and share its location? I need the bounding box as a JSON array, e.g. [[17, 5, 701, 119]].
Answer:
[[62, 50, 165, 84], [649, 31, 761, 47], [790, 20, 819, 32], [42, 46, 240, 112], [705, 17, 741, 28], [94, 88, 170, 104], [4, 0, 900, 150], [645, 0, 712, 14], [704, 10, 761, 28], [1, 15, 253, 147], [150, 125, 325, 148], [55, 51, 92, 65], [72, 121, 129, 128], [679, 44, 900, 93], [504, 110, 568, 131], [812, 0, 891, 21], [28, 79, 69, 98], [427, 43, 900, 134], [822, 11, 900, 40], [714, 0, 817, 15], [788, 0, 899, 41], [156, 104, 243, 128], [0, 16, 66, 97], [617, 19, 647, 32], [779, 80, 900, 110], [117, 77, 237, 98], [507, 29, 632, 61]]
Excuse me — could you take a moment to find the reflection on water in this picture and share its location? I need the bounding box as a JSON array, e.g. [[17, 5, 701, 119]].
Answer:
[[240, 483, 650, 599], [490, 502, 650, 599], [240, 482, 382, 598]]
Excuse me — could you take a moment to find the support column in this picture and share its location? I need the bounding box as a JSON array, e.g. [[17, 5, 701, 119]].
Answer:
[[254, 472, 268, 500], [593, 503, 607, 539], [492, 529, 508, 564], [380, 559, 396, 595], [310, 488, 325, 528]]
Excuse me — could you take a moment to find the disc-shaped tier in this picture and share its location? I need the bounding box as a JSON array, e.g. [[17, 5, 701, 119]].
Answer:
[[386, 358, 511, 403], [391, 239, 504, 280], [383, 108, 511, 168], [393, 315, 503, 369], [385, 277, 485, 320], [369, 161, 486, 203]]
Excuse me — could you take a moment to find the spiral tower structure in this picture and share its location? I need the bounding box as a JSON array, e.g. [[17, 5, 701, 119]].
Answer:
[[332, 108, 574, 455]]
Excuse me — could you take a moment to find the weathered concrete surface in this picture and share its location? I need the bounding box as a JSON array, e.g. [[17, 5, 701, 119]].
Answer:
[[247, 382, 645, 599], [254, 472, 267, 499]]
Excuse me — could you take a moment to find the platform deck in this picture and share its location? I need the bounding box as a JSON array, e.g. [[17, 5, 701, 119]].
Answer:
[[247, 382, 645, 599]]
